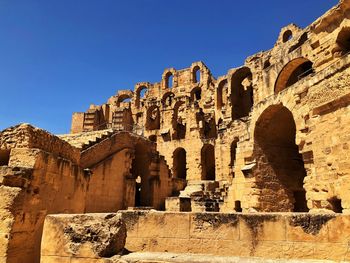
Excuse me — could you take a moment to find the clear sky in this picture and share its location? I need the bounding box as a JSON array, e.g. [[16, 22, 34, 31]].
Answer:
[[0, 0, 339, 134]]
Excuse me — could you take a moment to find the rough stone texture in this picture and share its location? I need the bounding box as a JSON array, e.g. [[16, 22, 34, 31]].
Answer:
[[0, 1, 350, 263], [69, 0, 350, 215], [40, 210, 350, 262], [41, 213, 126, 262], [0, 126, 171, 262], [118, 210, 350, 261], [119, 252, 335, 263]]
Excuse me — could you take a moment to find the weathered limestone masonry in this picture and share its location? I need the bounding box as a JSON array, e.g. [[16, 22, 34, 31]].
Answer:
[[0, 1, 350, 263], [41, 211, 350, 262], [0, 125, 171, 263], [71, 0, 350, 214]]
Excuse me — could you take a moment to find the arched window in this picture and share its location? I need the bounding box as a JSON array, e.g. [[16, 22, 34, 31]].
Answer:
[[165, 72, 173, 89], [145, 105, 160, 130], [135, 86, 148, 108], [172, 101, 186, 139], [282, 30, 293, 43], [173, 148, 187, 179], [193, 66, 201, 83], [116, 94, 132, 107], [130, 143, 152, 207], [162, 92, 175, 108], [190, 87, 201, 102], [217, 79, 228, 109], [274, 58, 313, 94], [230, 138, 239, 167]]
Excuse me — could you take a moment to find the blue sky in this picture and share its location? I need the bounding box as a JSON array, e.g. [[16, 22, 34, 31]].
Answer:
[[0, 0, 338, 134]]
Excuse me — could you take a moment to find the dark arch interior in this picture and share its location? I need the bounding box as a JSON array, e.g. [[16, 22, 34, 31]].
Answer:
[[282, 30, 293, 43], [201, 144, 216, 180], [146, 106, 160, 130], [162, 92, 175, 107], [217, 79, 228, 109], [275, 58, 313, 94], [254, 106, 308, 212], [286, 61, 313, 87], [173, 148, 187, 179], [230, 138, 239, 167], [172, 102, 186, 140], [191, 87, 202, 102], [336, 27, 350, 54], [231, 68, 253, 120], [131, 143, 151, 207]]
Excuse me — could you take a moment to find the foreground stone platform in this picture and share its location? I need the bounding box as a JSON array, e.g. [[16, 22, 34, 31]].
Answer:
[[41, 211, 350, 262], [119, 252, 337, 263]]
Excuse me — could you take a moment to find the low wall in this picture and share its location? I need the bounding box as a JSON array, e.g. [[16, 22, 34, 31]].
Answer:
[[119, 210, 350, 261]]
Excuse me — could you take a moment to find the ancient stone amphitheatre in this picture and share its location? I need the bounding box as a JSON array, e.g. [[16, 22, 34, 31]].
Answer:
[[1, 1, 350, 262]]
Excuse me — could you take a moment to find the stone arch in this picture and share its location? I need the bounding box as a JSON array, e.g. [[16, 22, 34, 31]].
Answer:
[[253, 104, 308, 212], [282, 30, 293, 43], [135, 84, 149, 108], [116, 93, 132, 107], [172, 101, 186, 139], [192, 65, 201, 83], [217, 79, 228, 109], [230, 137, 239, 167], [334, 27, 350, 55], [274, 57, 313, 94], [276, 24, 302, 45], [201, 144, 216, 180], [230, 67, 253, 120], [130, 143, 152, 207], [163, 69, 176, 89], [190, 86, 202, 102], [173, 148, 187, 179], [161, 92, 175, 108], [145, 105, 160, 130]]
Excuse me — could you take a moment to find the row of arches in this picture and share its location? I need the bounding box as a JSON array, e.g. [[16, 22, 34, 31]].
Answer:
[[116, 56, 315, 121], [216, 57, 314, 118], [216, 67, 253, 120], [164, 65, 202, 89], [172, 144, 216, 181], [170, 105, 310, 213]]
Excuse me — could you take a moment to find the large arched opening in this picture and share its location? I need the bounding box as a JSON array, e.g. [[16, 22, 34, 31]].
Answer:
[[201, 144, 216, 180], [173, 148, 187, 180], [231, 67, 253, 120], [274, 58, 313, 94], [253, 105, 308, 212], [130, 143, 152, 207]]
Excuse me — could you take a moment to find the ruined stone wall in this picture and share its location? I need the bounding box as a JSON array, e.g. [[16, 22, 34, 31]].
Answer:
[[0, 125, 172, 263], [119, 210, 350, 261], [0, 149, 88, 263], [41, 210, 350, 262]]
